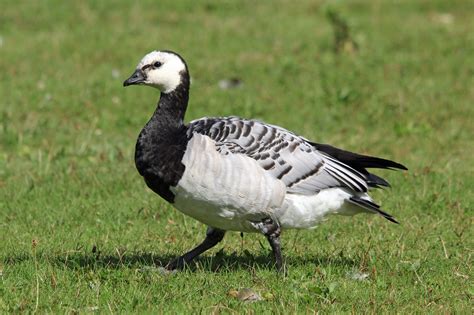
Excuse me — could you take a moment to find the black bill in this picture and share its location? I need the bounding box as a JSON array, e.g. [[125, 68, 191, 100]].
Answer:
[[123, 69, 146, 86]]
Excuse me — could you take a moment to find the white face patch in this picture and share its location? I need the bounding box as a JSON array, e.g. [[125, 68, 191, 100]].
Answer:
[[137, 51, 187, 93]]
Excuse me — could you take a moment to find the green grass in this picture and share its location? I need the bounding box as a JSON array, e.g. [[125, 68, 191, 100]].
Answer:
[[1, 0, 473, 312]]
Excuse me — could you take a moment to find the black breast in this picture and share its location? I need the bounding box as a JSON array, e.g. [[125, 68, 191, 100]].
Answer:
[[135, 124, 188, 203]]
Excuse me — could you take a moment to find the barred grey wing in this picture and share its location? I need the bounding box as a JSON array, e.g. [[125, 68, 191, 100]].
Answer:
[[187, 117, 369, 194]]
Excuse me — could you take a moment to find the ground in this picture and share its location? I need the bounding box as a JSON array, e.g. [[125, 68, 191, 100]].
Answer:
[[1, 0, 473, 313]]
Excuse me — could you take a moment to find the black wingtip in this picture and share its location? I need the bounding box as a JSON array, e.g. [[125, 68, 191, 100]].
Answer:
[[367, 173, 391, 188], [376, 208, 400, 224], [348, 196, 399, 224], [387, 161, 408, 171], [310, 142, 408, 171], [365, 157, 408, 171], [388, 217, 400, 224]]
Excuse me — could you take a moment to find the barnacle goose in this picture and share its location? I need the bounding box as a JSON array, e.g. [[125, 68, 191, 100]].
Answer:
[[123, 50, 407, 271]]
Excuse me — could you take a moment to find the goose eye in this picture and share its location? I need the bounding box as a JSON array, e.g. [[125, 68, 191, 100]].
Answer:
[[153, 61, 162, 68]]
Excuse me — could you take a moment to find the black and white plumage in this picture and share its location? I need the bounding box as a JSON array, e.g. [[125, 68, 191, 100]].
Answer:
[[123, 50, 407, 271]]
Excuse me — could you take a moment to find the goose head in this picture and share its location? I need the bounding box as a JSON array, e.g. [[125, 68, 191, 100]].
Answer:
[[123, 50, 188, 93]]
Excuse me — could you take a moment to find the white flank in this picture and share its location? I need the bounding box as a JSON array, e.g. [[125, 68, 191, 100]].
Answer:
[[172, 134, 286, 232]]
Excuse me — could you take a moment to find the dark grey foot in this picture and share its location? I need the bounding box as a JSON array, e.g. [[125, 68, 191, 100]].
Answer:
[[251, 218, 284, 273], [166, 227, 225, 270]]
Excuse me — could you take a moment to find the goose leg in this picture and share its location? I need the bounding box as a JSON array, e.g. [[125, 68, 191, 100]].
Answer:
[[166, 227, 225, 270], [252, 218, 284, 272]]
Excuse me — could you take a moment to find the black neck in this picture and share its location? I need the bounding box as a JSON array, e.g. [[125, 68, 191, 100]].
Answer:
[[134, 70, 190, 202], [152, 71, 190, 130]]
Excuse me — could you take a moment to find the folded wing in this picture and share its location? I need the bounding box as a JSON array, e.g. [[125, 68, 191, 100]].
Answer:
[[187, 117, 406, 195]]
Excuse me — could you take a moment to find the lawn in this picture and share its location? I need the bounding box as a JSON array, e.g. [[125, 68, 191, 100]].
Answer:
[[1, 0, 473, 312]]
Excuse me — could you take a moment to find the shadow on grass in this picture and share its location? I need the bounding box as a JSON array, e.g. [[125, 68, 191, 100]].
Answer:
[[4, 250, 358, 272]]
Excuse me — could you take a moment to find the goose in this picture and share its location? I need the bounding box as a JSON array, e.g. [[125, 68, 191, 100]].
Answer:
[[123, 50, 407, 272]]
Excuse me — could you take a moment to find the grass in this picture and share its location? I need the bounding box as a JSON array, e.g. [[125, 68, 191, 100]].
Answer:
[[1, 0, 473, 312]]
